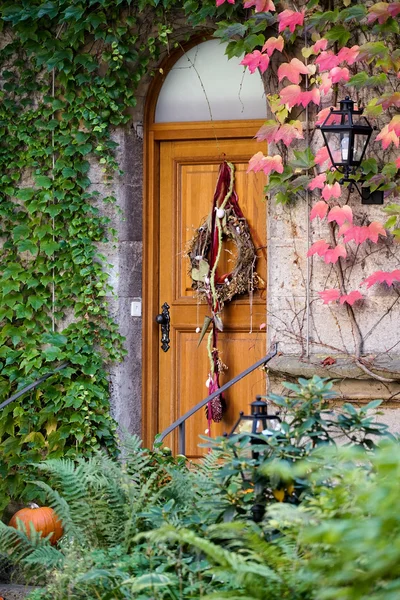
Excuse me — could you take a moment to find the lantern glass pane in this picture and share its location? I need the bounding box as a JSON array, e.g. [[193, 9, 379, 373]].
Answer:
[[353, 133, 369, 163], [254, 418, 266, 434], [237, 419, 252, 434], [324, 131, 348, 165]]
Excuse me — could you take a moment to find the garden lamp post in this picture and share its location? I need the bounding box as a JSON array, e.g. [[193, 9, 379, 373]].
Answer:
[[227, 396, 281, 522], [317, 96, 384, 205], [229, 396, 281, 449]]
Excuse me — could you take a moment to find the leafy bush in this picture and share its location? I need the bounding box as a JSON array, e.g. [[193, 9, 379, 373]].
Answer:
[[0, 377, 395, 600]]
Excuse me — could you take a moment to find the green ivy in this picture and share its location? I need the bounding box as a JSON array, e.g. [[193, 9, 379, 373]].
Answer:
[[0, 0, 219, 511]]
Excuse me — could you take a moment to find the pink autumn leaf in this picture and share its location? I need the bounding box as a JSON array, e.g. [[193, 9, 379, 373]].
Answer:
[[316, 107, 341, 126], [316, 51, 340, 72], [319, 72, 333, 95], [327, 205, 353, 226], [337, 222, 352, 238], [300, 88, 320, 107], [367, 221, 387, 243], [337, 45, 360, 65], [312, 38, 328, 53], [367, 2, 392, 24], [376, 125, 400, 150], [329, 66, 350, 84], [343, 226, 370, 245], [255, 121, 279, 142], [314, 146, 332, 167], [308, 173, 327, 190], [278, 9, 305, 33], [216, 0, 235, 5], [278, 58, 309, 84], [387, 115, 400, 136], [396, 157, 400, 169], [307, 240, 330, 257], [261, 155, 284, 174], [322, 182, 341, 201], [310, 201, 329, 221], [262, 35, 284, 56], [244, 0, 275, 11], [339, 291, 363, 306], [247, 152, 283, 175], [279, 85, 302, 108], [362, 269, 400, 288], [280, 85, 320, 109], [388, 2, 400, 17], [319, 289, 340, 304], [241, 51, 270, 74], [323, 244, 347, 264], [275, 121, 303, 146]]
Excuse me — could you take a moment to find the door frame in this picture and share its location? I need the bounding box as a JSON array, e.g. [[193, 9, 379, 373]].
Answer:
[[142, 119, 266, 448]]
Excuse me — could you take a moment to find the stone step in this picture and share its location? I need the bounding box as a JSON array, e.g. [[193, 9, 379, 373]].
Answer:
[[0, 584, 38, 600]]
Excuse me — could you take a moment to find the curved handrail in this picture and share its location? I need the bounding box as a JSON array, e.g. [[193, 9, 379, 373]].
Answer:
[[156, 343, 278, 454], [0, 362, 70, 412]]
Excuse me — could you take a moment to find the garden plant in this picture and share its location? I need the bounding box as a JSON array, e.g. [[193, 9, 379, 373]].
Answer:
[[1, 376, 397, 600]]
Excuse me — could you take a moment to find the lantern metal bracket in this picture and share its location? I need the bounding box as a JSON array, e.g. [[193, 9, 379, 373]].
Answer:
[[339, 176, 384, 205]]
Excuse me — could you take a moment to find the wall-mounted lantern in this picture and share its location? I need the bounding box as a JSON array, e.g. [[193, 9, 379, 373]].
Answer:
[[316, 96, 384, 205]]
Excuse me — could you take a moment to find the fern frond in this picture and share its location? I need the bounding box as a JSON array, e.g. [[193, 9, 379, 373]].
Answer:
[[0, 521, 36, 562], [22, 545, 64, 569], [32, 480, 86, 545]]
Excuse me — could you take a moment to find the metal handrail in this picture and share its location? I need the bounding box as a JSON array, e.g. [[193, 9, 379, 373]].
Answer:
[[156, 344, 278, 454], [0, 362, 70, 412]]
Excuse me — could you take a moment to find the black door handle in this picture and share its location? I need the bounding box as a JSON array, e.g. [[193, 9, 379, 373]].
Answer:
[[155, 302, 170, 352]]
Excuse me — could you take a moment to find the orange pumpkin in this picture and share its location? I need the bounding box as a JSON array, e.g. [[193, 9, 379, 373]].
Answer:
[[9, 503, 63, 545]]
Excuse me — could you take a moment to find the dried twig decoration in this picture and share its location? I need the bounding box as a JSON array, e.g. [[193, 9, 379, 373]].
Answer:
[[186, 161, 261, 425]]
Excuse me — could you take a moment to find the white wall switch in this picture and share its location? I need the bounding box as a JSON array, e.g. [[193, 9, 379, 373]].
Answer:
[[131, 300, 142, 317]]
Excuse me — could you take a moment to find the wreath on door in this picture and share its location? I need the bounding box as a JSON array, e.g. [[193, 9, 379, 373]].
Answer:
[[186, 161, 263, 425]]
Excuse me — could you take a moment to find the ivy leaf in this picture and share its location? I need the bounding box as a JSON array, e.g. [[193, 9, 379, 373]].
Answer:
[[325, 25, 351, 46], [12, 224, 30, 241], [17, 239, 38, 255], [77, 143, 93, 156], [41, 332, 68, 346], [15, 188, 35, 201], [347, 72, 368, 88], [290, 148, 315, 170], [43, 346, 62, 362], [41, 240, 60, 256], [63, 5, 85, 20], [36, 2, 59, 19], [35, 175, 52, 189], [27, 296, 45, 310], [385, 215, 398, 229], [361, 158, 378, 175], [339, 5, 367, 21], [62, 167, 77, 177], [214, 22, 248, 40]]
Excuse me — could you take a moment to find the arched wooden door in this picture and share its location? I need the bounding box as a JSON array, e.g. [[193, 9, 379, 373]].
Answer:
[[143, 120, 268, 457]]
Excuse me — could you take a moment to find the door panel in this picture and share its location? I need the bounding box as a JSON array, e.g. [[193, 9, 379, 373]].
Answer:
[[158, 137, 267, 457]]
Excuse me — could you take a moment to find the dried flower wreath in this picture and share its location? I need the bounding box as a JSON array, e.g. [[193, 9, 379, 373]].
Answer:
[[186, 161, 261, 424]]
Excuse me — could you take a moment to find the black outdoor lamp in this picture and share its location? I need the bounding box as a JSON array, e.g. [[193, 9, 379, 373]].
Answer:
[[228, 396, 281, 457], [317, 96, 384, 205], [226, 396, 281, 522]]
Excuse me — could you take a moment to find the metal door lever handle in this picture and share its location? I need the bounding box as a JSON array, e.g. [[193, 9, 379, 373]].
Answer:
[[155, 302, 170, 352]]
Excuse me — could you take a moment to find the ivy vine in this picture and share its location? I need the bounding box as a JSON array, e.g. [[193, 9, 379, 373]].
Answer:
[[0, 0, 227, 511]]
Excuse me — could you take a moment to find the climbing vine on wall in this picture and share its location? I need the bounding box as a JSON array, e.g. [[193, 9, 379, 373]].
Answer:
[[1, 0, 400, 508], [212, 0, 400, 381], [0, 0, 232, 510]]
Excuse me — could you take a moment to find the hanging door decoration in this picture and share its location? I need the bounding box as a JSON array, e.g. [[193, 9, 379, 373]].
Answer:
[[187, 161, 262, 428]]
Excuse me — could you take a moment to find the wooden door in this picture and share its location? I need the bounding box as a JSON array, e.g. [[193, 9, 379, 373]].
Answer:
[[156, 133, 267, 458]]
